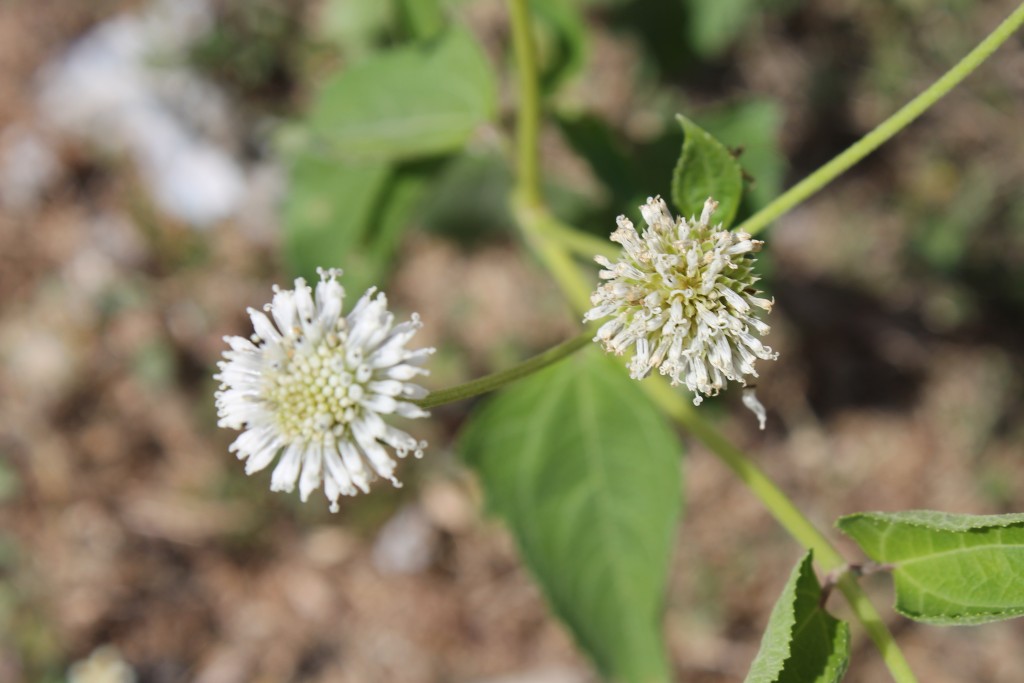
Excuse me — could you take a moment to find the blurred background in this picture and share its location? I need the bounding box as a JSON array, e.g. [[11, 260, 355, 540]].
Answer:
[[1, 0, 1023, 681]]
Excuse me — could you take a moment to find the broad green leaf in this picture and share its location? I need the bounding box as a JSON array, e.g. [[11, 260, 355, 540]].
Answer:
[[746, 552, 850, 683], [460, 349, 683, 683], [671, 114, 743, 227], [283, 155, 390, 281], [357, 163, 436, 290], [307, 26, 497, 162], [837, 511, 1024, 625]]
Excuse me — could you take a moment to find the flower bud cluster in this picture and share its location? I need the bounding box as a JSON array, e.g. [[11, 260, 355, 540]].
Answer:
[[584, 196, 777, 405]]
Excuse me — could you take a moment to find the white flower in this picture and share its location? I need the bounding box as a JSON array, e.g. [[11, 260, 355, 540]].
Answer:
[[215, 269, 434, 511], [584, 196, 778, 412]]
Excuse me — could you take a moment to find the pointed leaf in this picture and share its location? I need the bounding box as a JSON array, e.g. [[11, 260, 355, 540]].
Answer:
[[460, 349, 683, 683], [837, 511, 1024, 625], [671, 114, 742, 227], [307, 26, 497, 162], [745, 552, 850, 683]]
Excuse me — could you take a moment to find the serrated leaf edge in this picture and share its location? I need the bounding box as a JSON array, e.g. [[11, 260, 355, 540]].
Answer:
[[671, 113, 742, 227], [837, 510, 1024, 532]]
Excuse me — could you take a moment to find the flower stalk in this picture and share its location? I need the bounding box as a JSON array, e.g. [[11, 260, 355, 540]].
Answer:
[[415, 331, 592, 409], [508, 0, 543, 209], [735, 2, 1024, 236]]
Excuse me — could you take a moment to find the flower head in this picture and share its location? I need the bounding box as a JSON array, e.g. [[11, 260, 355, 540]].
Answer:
[[584, 196, 777, 407], [215, 269, 434, 511]]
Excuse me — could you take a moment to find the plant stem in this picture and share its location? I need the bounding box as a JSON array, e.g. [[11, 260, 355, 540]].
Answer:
[[737, 2, 1024, 236], [543, 213, 619, 261], [508, 0, 543, 209], [514, 201, 595, 312], [644, 382, 919, 682], [416, 331, 591, 409], [507, 0, 594, 311]]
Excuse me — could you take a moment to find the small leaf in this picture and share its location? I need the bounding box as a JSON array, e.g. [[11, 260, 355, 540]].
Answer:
[[307, 26, 497, 162], [460, 349, 683, 683], [671, 114, 743, 228], [745, 552, 850, 683], [283, 155, 390, 281], [837, 511, 1024, 625]]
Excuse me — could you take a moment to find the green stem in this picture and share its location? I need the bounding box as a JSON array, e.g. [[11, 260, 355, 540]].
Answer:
[[508, 0, 543, 208], [643, 380, 918, 682], [416, 331, 591, 409], [737, 2, 1024, 236], [508, 0, 593, 311], [543, 213, 619, 261], [513, 200, 594, 312], [646, 381, 843, 567]]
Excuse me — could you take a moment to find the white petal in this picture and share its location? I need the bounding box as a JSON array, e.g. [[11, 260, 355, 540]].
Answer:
[[246, 437, 283, 475], [394, 401, 429, 419], [248, 308, 281, 343], [298, 443, 324, 502], [361, 393, 397, 414], [742, 387, 767, 430], [338, 438, 372, 493], [270, 443, 303, 492], [324, 444, 357, 496]]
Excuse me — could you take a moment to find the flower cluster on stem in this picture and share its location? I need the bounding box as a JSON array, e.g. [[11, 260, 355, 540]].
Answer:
[[215, 269, 433, 511], [584, 196, 778, 408]]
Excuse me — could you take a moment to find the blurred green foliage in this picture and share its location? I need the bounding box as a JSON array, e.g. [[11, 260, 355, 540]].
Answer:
[[280, 0, 788, 292]]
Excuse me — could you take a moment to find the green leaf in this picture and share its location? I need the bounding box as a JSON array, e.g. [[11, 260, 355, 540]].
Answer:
[[283, 153, 437, 291], [745, 552, 850, 683], [307, 26, 497, 162], [671, 114, 743, 227], [460, 349, 683, 683], [283, 155, 390, 281], [368, 163, 434, 260], [837, 511, 1024, 625]]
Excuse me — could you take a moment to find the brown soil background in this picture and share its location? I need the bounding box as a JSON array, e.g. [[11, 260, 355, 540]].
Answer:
[[1, 1, 1024, 682]]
